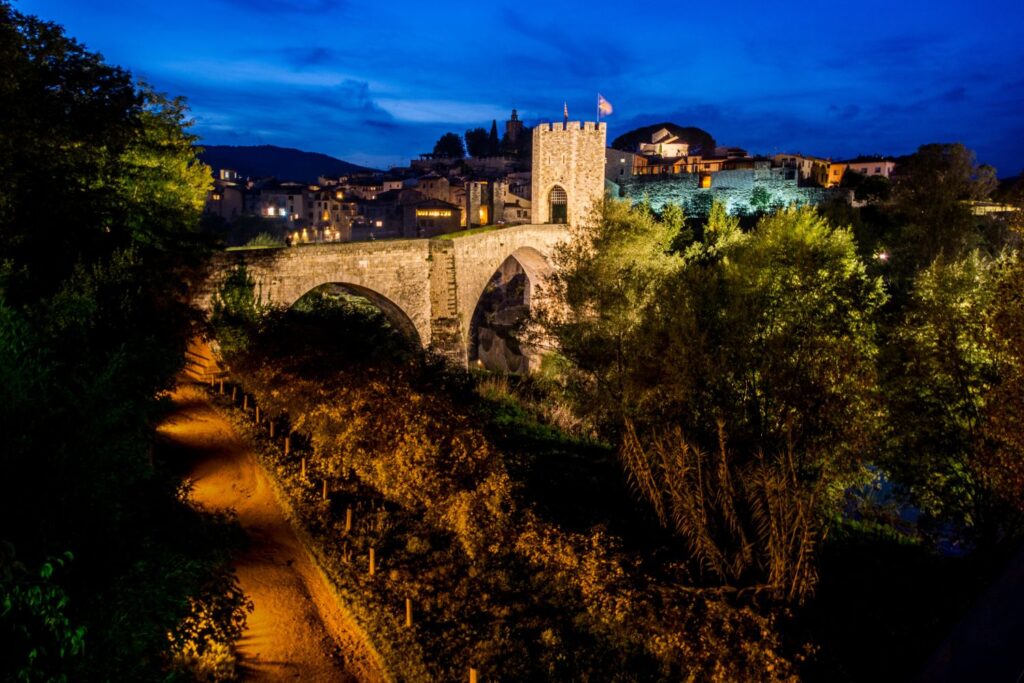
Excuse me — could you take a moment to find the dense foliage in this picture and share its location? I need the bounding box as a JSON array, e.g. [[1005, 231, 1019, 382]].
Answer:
[[537, 201, 885, 480], [210, 284, 807, 680], [0, 4, 249, 679], [534, 183, 1023, 678], [432, 131, 466, 159], [208, 157, 1023, 679]]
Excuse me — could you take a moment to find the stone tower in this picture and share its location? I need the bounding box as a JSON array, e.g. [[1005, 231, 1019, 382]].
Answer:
[[505, 109, 523, 145], [531, 121, 607, 226]]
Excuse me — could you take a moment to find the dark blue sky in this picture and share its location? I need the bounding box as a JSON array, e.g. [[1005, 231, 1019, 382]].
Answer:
[[18, 0, 1024, 175]]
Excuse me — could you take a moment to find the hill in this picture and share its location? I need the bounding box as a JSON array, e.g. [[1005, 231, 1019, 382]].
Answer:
[[198, 144, 377, 183], [611, 123, 717, 156]]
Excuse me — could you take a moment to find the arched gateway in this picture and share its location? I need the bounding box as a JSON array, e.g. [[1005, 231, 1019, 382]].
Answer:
[[549, 185, 568, 224]]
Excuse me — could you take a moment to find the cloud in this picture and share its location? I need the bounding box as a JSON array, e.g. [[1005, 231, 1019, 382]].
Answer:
[[216, 0, 346, 15], [279, 47, 342, 70], [827, 104, 861, 120], [146, 71, 422, 163], [498, 9, 638, 82], [72, 0, 1020, 178]]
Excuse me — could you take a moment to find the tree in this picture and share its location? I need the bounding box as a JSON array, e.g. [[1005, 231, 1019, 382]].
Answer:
[[464, 127, 489, 158], [488, 119, 500, 156], [976, 252, 1024, 522], [535, 200, 886, 609], [538, 200, 885, 480], [432, 132, 465, 159], [883, 249, 1024, 543], [881, 253, 997, 534], [750, 186, 773, 214], [501, 126, 532, 159], [888, 143, 998, 279], [533, 199, 683, 437], [856, 174, 892, 202], [0, 3, 248, 677]]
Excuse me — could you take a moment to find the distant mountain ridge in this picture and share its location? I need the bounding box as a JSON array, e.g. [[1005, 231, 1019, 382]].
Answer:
[[198, 144, 377, 183]]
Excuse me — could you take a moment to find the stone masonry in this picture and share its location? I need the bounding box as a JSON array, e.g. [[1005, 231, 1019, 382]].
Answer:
[[196, 224, 569, 366], [531, 121, 607, 226]]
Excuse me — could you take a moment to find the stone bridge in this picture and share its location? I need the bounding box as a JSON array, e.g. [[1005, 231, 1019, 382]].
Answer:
[[196, 224, 569, 367]]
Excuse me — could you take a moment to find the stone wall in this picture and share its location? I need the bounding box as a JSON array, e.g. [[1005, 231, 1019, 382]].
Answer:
[[445, 224, 565, 348], [617, 168, 842, 215], [198, 240, 434, 344], [531, 121, 607, 226]]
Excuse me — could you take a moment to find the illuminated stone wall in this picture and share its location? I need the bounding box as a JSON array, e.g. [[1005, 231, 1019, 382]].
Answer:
[[197, 223, 568, 368], [618, 167, 842, 215], [531, 121, 607, 226]]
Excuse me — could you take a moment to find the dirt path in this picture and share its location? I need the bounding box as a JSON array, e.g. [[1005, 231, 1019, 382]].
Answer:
[[158, 384, 388, 682]]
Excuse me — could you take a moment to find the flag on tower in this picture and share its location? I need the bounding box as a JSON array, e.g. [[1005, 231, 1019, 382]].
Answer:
[[597, 93, 613, 117], [563, 101, 569, 120]]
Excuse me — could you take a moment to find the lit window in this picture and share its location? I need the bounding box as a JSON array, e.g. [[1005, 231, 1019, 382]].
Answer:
[[375, 220, 383, 227]]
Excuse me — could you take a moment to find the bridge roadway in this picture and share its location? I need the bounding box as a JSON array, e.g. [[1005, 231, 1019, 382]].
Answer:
[[197, 223, 568, 366]]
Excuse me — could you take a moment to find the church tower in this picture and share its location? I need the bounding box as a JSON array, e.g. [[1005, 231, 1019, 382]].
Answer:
[[505, 109, 524, 146], [531, 121, 607, 226]]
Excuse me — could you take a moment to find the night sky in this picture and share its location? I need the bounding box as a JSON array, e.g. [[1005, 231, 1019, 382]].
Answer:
[[17, 0, 1024, 175]]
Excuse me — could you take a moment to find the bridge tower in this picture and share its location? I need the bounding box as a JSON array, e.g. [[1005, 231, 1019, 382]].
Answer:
[[531, 120, 606, 226]]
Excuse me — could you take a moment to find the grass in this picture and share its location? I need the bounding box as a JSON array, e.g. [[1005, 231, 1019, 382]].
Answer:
[[434, 224, 502, 240], [223, 223, 508, 251], [225, 244, 284, 251]]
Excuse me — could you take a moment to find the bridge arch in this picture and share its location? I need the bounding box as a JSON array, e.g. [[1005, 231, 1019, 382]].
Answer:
[[290, 282, 423, 347], [466, 246, 556, 373]]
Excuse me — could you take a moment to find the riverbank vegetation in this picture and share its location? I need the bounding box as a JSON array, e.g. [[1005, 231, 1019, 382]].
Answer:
[[209, 141, 1023, 680], [0, 4, 251, 679]]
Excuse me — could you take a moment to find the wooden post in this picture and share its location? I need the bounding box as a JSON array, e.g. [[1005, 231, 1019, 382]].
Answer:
[[344, 507, 352, 534], [368, 548, 375, 577], [254, 406, 260, 423], [219, 379, 225, 394], [405, 598, 412, 628], [301, 457, 306, 479], [231, 386, 238, 401], [243, 394, 248, 410], [322, 478, 328, 501], [469, 667, 478, 683], [269, 421, 275, 438], [284, 435, 291, 456]]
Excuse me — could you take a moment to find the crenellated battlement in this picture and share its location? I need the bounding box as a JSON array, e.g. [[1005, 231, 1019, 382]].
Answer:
[[537, 121, 607, 133]]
